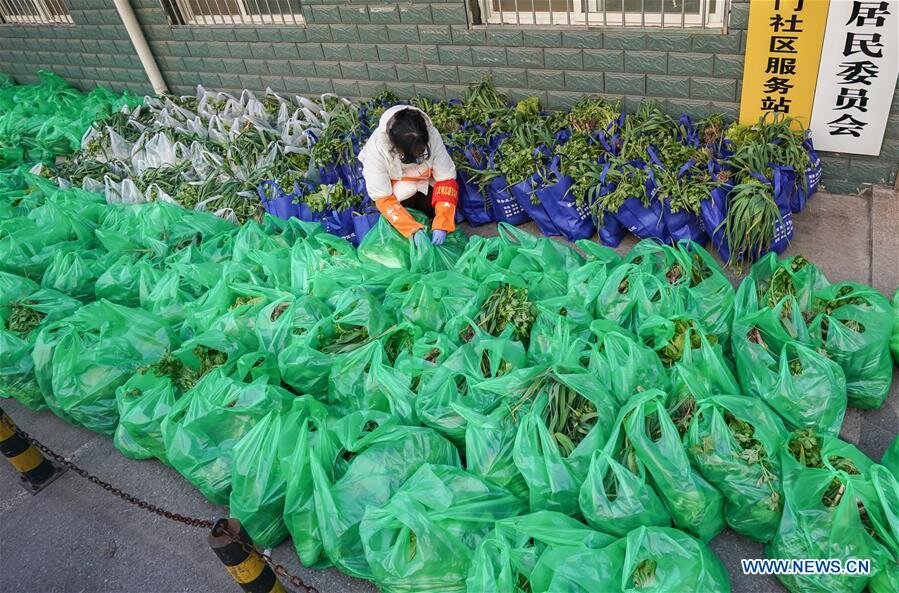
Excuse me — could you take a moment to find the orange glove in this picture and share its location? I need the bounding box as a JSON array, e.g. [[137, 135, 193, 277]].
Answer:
[[431, 179, 459, 233], [374, 195, 424, 238]]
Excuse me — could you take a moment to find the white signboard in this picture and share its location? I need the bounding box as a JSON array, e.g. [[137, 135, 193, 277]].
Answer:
[[809, 0, 899, 155]]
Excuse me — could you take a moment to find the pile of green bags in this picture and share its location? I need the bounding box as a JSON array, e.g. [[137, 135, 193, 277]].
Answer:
[[1, 75, 897, 593], [0, 71, 137, 169]]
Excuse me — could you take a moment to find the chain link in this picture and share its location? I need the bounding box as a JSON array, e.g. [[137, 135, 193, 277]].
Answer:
[[1, 414, 320, 593]]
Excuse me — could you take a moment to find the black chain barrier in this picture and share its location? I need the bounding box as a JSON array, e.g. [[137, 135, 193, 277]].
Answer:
[[0, 414, 320, 593]]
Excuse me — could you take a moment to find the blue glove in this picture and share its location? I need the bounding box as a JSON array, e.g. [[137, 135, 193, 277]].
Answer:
[[412, 230, 430, 248], [431, 229, 447, 245]]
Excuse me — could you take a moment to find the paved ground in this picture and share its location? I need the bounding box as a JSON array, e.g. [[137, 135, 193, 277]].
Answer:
[[2, 188, 897, 593]]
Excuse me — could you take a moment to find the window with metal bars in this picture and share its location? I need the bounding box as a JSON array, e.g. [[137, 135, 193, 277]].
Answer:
[[471, 0, 728, 29], [160, 0, 305, 26], [0, 0, 73, 25]]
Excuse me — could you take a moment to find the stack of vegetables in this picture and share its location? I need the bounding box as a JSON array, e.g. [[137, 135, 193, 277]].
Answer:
[[33, 76, 824, 266], [3, 75, 895, 593]]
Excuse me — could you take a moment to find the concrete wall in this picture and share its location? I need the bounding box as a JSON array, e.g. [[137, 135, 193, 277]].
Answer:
[[0, 0, 896, 193]]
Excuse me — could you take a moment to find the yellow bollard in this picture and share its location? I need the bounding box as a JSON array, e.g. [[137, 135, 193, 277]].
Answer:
[[209, 518, 285, 593], [0, 406, 58, 492]]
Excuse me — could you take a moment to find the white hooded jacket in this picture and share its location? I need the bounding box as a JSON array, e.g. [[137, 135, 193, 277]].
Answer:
[[358, 105, 456, 202]]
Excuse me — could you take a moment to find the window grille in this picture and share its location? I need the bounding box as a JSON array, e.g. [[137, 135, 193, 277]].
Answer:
[[472, 0, 728, 29], [0, 0, 73, 25], [161, 0, 305, 26]]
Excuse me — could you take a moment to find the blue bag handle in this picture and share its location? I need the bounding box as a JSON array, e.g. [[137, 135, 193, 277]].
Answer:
[[677, 159, 696, 179], [598, 130, 621, 154], [464, 145, 487, 169], [645, 164, 658, 188], [773, 167, 785, 201], [294, 178, 314, 198], [548, 154, 563, 181], [646, 146, 664, 169], [600, 161, 612, 185], [488, 133, 509, 152], [257, 179, 281, 205]]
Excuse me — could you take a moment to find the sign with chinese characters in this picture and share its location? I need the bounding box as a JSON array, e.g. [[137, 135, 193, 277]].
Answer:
[[809, 1, 899, 155], [739, 0, 831, 128]]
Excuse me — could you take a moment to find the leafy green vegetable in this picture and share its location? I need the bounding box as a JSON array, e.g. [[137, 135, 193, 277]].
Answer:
[[507, 369, 598, 457], [5, 302, 45, 337], [464, 284, 536, 343], [721, 176, 784, 268]]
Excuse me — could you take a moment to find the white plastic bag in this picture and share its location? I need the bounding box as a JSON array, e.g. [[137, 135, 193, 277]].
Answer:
[[105, 176, 147, 205]]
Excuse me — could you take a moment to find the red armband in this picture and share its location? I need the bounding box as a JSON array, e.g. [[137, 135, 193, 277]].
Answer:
[[431, 178, 459, 207]]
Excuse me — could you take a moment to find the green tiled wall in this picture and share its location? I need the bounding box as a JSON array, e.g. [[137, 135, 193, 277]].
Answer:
[[0, 0, 896, 192]]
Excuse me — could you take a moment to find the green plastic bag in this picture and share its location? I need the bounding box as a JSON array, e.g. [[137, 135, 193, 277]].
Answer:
[[161, 370, 292, 504], [750, 253, 830, 313], [357, 211, 466, 273], [498, 365, 618, 516], [526, 299, 595, 367], [180, 277, 280, 341], [454, 224, 581, 301], [286, 232, 358, 297], [732, 283, 847, 435], [282, 404, 349, 567], [566, 241, 621, 305], [806, 282, 894, 409], [594, 263, 680, 335], [0, 273, 44, 407], [310, 424, 461, 579], [458, 404, 529, 501], [684, 394, 788, 542], [309, 258, 401, 305], [543, 526, 732, 593], [229, 396, 328, 549], [163, 245, 229, 289], [578, 446, 672, 537], [638, 314, 740, 399], [622, 240, 736, 343], [279, 287, 393, 395], [0, 271, 40, 307], [97, 201, 232, 259], [253, 294, 331, 353], [394, 330, 460, 390], [359, 463, 527, 593], [868, 465, 899, 593], [0, 279, 81, 409], [466, 510, 616, 593], [578, 399, 672, 537], [588, 320, 670, 405], [326, 332, 419, 422], [619, 390, 726, 542], [94, 254, 162, 307], [113, 370, 181, 462], [138, 266, 212, 334], [768, 429, 891, 593], [0, 213, 91, 279], [386, 271, 480, 334], [40, 248, 111, 302], [416, 331, 527, 443], [31, 300, 174, 434]]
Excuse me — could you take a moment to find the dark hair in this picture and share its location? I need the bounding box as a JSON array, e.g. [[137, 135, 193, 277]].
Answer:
[[388, 108, 430, 164]]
